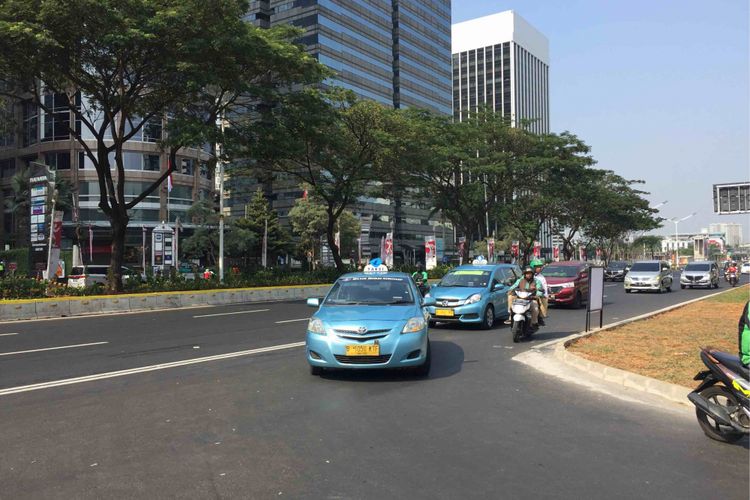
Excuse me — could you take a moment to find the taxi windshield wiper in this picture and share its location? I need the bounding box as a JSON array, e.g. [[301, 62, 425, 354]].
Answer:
[[325, 300, 361, 305], [386, 300, 414, 305]]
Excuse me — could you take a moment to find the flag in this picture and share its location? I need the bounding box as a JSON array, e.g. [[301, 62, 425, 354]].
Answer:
[[167, 172, 173, 193], [302, 189, 308, 200]]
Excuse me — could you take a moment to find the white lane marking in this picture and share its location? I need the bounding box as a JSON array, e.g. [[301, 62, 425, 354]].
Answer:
[[0, 341, 305, 397], [605, 284, 619, 288], [0, 333, 19, 337], [193, 308, 269, 319], [0, 341, 109, 357], [275, 318, 309, 324]]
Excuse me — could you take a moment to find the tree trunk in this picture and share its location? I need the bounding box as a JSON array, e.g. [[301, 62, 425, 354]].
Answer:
[[108, 210, 129, 292], [326, 208, 344, 272]]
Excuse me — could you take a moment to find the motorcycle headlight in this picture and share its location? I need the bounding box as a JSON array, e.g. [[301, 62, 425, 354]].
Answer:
[[307, 318, 326, 335], [560, 282, 575, 288], [465, 293, 482, 305], [402, 316, 426, 333]]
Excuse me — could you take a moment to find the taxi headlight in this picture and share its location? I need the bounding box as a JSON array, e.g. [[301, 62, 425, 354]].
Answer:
[[560, 282, 575, 289], [307, 318, 326, 335], [465, 293, 482, 305], [402, 316, 426, 333]]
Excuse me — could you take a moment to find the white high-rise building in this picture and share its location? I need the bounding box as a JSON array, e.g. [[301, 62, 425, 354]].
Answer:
[[452, 11, 549, 133], [452, 11, 552, 253], [709, 223, 743, 247]]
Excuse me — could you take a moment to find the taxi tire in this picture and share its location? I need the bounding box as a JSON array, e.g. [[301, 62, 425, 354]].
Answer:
[[413, 342, 431, 377], [481, 305, 495, 330]]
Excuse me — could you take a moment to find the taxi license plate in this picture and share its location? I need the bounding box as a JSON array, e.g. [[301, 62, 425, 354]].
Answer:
[[435, 308, 454, 317], [345, 344, 380, 356]]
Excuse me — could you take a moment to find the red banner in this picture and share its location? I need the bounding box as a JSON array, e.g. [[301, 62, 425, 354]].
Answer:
[[511, 241, 519, 257]]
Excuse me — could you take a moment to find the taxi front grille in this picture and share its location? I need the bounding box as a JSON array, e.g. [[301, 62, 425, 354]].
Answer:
[[334, 354, 392, 364], [333, 328, 390, 335]]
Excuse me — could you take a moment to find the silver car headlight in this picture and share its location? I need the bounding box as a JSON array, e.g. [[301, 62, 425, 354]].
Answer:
[[402, 316, 426, 333], [465, 293, 482, 305], [650, 276, 661, 283], [307, 318, 326, 335]]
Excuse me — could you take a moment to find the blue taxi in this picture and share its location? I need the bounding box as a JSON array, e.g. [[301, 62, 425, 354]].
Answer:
[[425, 262, 521, 329], [305, 261, 435, 376]]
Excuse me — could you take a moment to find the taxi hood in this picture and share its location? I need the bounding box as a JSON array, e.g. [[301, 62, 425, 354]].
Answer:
[[430, 286, 485, 301], [317, 305, 416, 322]]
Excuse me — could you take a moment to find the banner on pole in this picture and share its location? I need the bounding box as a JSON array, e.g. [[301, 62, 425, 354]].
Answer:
[[553, 246, 560, 261], [458, 237, 466, 266], [533, 241, 541, 258], [425, 236, 437, 270], [511, 240, 519, 257], [487, 238, 495, 262], [384, 232, 393, 268]]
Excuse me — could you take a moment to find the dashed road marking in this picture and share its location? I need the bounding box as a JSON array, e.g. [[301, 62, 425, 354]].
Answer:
[[0, 341, 108, 357], [193, 309, 269, 319], [275, 318, 309, 324], [0, 333, 19, 337]]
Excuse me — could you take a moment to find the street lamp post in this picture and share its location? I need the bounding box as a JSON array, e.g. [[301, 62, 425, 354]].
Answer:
[[668, 212, 696, 267], [638, 200, 668, 259]]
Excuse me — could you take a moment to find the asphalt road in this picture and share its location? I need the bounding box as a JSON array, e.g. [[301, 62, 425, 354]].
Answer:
[[1, 273, 748, 498]]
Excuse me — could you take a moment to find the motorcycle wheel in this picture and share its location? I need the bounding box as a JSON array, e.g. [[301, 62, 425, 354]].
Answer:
[[695, 385, 745, 443], [512, 320, 524, 343]]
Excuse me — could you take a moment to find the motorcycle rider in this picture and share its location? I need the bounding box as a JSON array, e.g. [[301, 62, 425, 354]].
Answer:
[[739, 300, 750, 370], [507, 266, 543, 328], [531, 259, 549, 326], [727, 261, 738, 281], [412, 262, 429, 296]]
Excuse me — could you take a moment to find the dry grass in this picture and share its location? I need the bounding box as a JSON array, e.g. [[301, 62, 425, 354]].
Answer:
[[569, 286, 750, 388]]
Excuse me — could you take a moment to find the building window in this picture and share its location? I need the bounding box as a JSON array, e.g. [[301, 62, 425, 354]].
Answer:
[[180, 158, 193, 176], [45, 152, 71, 170], [0, 158, 15, 178], [143, 119, 162, 142], [22, 101, 38, 147], [41, 93, 71, 141], [144, 154, 160, 172]]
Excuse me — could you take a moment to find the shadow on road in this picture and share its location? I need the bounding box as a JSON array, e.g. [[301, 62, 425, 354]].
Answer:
[[318, 340, 464, 382]]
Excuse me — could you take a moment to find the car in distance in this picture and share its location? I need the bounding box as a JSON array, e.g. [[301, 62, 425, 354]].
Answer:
[[604, 261, 631, 282], [624, 260, 673, 293], [68, 265, 143, 288], [305, 267, 432, 376], [742, 262, 750, 275], [542, 261, 590, 308], [680, 261, 720, 289], [424, 263, 521, 329]]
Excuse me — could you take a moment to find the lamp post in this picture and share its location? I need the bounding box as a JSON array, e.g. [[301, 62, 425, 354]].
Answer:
[[668, 212, 696, 267], [641, 200, 668, 259]]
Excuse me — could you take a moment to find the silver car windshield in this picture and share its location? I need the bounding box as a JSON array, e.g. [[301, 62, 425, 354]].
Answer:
[[630, 263, 660, 272]]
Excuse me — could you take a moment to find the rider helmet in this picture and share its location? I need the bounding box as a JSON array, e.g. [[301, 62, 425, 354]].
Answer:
[[523, 266, 534, 275], [530, 259, 544, 268]]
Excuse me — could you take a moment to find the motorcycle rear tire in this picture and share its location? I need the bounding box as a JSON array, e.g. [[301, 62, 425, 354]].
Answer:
[[512, 321, 524, 343], [695, 385, 745, 443]]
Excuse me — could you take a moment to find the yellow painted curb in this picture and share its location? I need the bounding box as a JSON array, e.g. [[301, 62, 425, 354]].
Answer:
[[1, 283, 334, 305]]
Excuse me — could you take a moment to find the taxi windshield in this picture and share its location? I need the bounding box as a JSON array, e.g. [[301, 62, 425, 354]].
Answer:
[[439, 270, 491, 288], [325, 277, 415, 305]]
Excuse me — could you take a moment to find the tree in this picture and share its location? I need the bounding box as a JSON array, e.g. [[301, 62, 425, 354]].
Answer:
[[0, 0, 323, 290], [180, 200, 219, 266], [251, 90, 384, 271], [288, 195, 360, 269], [231, 188, 289, 268]]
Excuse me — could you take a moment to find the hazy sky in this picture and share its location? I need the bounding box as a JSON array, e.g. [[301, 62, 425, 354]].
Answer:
[[453, 0, 749, 241]]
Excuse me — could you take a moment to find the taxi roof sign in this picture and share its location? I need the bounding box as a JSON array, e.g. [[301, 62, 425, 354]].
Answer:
[[363, 258, 388, 274], [472, 256, 488, 265]]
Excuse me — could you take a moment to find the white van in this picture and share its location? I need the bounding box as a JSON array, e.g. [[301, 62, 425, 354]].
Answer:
[[68, 265, 142, 288]]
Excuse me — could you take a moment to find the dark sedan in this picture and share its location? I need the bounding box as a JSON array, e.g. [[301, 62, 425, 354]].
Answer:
[[604, 261, 631, 282]]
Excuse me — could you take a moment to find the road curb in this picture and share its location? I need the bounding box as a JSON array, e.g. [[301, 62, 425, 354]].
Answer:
[[0, 284, 333, 322], [523, 285, 746, 408]]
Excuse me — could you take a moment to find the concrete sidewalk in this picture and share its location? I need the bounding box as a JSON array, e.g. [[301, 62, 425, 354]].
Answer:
[[0, 284, 332, 322]]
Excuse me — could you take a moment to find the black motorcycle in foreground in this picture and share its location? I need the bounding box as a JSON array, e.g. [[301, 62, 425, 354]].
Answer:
[[688, 347, 750, 443]]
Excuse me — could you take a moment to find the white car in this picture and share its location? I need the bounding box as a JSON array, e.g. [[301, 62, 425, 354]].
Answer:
[[741, 263, 750, 275]]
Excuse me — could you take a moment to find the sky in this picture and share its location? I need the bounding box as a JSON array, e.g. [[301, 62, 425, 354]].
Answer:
[[453, 0, 750, 242]]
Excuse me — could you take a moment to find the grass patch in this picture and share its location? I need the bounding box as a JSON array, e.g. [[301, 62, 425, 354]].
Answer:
[[569, 285, 749, 388]]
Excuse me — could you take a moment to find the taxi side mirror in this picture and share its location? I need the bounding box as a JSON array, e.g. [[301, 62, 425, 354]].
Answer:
[[306, 297, 321, 308], [492, 282, 503, 291], [422, 297, 436, 307]]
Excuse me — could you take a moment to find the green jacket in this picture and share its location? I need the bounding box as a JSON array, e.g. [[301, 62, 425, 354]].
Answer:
[[739, 301, 750, 366], [509, 277, 543, 297], [412, 271, 428, 283]]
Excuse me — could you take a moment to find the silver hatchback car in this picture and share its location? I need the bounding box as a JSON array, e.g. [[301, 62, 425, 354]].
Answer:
[[624, 260, 673, 293]]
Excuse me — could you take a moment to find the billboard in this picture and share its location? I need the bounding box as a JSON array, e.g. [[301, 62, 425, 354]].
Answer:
[[713, 182, 749, 214]]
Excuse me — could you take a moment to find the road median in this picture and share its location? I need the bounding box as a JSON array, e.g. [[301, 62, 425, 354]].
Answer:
[[0, 284, 332, 322]]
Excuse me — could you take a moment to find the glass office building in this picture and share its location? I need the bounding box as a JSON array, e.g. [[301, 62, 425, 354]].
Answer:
[[241, 0, 453, 263]]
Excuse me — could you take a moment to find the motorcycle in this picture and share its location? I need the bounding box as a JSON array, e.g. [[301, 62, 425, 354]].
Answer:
[[510, 290, 537, 343], [727, 272, 738, 287], [414, 276, 429, 297], [687, 347, 750, 443]]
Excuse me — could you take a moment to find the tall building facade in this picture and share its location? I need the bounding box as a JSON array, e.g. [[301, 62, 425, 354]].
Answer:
[[452, 10, 549, 132], [451, 11, 553, 256], [0, 94, 212, 264], [709, 222, 743, 247], [240, 0, 453, 263]]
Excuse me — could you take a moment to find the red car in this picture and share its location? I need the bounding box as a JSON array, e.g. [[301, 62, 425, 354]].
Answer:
[[541, 261, 590, 308]]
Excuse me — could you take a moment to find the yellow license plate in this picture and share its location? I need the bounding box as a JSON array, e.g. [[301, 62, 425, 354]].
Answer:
[[345, 344, 380, 356], [434, 308, 454, 317]]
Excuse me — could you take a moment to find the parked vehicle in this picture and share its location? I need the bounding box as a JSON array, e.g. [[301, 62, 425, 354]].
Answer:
[[687, 347, 750, 443], [624, 260, 673, 293], [680, 261, 720, 289], [425, 263, 521, 329], [542, 261, 590, 308], [68, 265, 143, 288], [604, 261, 630, 282], [510, 289, 536, 342], [741, 262, 750, 275]]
